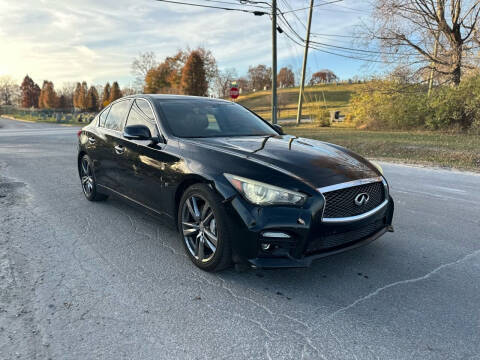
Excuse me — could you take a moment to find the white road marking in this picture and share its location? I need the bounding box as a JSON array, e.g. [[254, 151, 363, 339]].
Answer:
[[394, 188, 479, 205], [0, 129, 78, 137], [425, 185, 467, 194]]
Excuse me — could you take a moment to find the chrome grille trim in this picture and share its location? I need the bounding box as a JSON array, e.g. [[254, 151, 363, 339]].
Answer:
[[318, 177, 389, 223], [317, 177, 383, 194], [322, 200, 388, 223]]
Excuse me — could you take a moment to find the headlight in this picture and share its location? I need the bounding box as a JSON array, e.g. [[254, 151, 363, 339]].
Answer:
[[224, 174, 307, 206], [370, 160, 383, 175]]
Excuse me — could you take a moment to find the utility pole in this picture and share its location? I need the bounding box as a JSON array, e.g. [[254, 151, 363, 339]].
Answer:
[[296, 0, 314, 125], [428, 33, 439, 97], [271, 0, 278, 124]]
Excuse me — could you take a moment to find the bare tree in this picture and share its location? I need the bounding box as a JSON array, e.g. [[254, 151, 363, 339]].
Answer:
[[131, 51, 158, 88], [214, 68, 238, 98], [247, 64, 271, 91], [0, 76, 19, 105], [369, 0, 480, 85]]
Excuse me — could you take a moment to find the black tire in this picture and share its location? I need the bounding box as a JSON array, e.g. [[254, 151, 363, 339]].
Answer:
[[178, 183, 232, 272], [79, 154, 108, 202]]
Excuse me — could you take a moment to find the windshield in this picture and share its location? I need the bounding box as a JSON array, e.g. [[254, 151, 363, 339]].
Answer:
[[155, 100, 278, 138]]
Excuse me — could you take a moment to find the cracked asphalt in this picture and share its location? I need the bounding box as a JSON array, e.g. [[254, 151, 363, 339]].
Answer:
[[0, 117, 479, 360]]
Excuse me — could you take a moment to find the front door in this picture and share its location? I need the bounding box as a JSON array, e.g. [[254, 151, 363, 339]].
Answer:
[[120, 99, 180, 214]]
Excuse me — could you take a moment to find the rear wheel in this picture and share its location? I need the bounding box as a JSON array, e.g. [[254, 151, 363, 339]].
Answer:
[[178, 184, 232, 271], [79, 155, 108, 201]]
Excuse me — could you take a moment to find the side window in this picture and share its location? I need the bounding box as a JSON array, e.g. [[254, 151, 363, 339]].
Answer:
[[125, 99, 157, 136], [98, 107, 110, 127], [104, 100, 131, 132]]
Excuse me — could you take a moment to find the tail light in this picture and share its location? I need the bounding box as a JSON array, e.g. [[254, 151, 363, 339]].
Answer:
[[77, 130, 82, 138]]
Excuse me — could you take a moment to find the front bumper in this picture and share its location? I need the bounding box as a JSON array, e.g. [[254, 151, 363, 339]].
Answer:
[[225, 193, 395, 269]]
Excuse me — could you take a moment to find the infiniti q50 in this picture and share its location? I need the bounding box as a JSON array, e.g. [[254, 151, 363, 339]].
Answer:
[[77, 95, 394, 271]]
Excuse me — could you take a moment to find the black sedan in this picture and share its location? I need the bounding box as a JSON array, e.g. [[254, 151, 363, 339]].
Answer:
[[77, 95, 394, 271]]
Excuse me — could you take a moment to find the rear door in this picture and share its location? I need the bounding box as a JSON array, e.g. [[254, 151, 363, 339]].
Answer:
[[87, 106, 111, 185], [97, 99, 132, 191]]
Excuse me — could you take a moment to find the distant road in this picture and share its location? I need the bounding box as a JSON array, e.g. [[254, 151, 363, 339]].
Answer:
[[1, 116, 479, 360]]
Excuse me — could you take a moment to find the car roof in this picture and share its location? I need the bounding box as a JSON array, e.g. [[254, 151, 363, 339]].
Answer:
[[126, 94, 232, 103]]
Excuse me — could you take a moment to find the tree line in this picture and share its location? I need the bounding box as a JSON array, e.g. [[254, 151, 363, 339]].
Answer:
[[17, 75, 125, 111], [133, 49, 334, 98]]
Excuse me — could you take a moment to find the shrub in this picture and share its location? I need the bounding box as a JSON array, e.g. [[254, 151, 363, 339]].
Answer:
[[350, 76, 480, 131], [426, 75, 480, 130], [350, 80, 428, 130], [310, 104, 330, 127]]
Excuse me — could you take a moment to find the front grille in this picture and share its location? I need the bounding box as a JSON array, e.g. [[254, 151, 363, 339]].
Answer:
[[322, 181, 385, 219], [305, 219, 385, 254]]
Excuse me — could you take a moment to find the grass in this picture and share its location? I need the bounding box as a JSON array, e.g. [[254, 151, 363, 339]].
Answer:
[[284, 125, 480, 171], [1, 112, 91, 126], [236, 83, 361, 121]]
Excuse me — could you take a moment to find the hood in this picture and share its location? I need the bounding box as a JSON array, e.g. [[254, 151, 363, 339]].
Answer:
[[192, 135, 379, 188]]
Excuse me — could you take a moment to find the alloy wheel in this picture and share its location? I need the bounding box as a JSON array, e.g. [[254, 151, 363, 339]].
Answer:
[[181, 195, 218, 262], [80, 157, 94, 196]]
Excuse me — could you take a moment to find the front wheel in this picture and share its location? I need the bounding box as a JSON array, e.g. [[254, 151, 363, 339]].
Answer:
[[79, 154, 108, 202], [178, 184, 232, 272]]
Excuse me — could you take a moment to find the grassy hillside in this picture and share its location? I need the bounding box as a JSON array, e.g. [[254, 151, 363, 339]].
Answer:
[[285, 125, 480, 171], [236, 83, 362, 121]]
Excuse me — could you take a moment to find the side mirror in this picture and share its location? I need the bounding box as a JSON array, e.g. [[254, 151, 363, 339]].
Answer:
[[123, 124, 152, 141], [272, 124, 284, 135]]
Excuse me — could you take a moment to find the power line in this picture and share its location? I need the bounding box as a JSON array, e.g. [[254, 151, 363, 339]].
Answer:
[[153, 0, 268, 14], [201, 0, 270, 8], [310, 40, 417, 56], [281, 0, 343, 14]]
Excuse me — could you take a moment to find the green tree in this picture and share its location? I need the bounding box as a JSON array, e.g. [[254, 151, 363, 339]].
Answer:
[[109, 81, 122, 102], [181, 51, 208, 96]]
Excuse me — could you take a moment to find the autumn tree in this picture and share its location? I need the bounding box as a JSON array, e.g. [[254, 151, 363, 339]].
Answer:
[[165, 51, 188, 90], [73, 82, 88, 110], [181, 51, 208, 96], [109, 82, 122, 102], [101, 82, 111, 108], [38, 81, 57, 109], [86, 86, 99, 111], [193, 47, 218, 88], [248, 64, 271, 91], [144, 62, 174, 93], [309, 70, 338, 85], [20, 75, 40, 108], [368, 0, 480, 86], [73, 83, 81, 109], [277, 67, 295, 88], [38, 81, 48, 108]]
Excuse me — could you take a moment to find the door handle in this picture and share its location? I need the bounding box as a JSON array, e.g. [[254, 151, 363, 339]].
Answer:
[[88, 136, 96, 144], [114, 145, 125, 155]]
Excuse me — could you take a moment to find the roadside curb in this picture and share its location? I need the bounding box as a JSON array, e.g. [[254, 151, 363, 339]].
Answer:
[[1, 115, 35, 123]]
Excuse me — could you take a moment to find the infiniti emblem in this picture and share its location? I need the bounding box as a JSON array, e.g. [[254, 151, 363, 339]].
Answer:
[[354, 193, 370, 206]]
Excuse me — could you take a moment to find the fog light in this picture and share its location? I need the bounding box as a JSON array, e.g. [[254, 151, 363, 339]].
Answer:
[[261, 243, 271, 251]]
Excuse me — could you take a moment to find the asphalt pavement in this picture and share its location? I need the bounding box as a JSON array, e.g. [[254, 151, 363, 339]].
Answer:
[[1, 117, 479, 360]]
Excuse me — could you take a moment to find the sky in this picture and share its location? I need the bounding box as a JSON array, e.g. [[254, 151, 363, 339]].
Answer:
[[0, 0, 375, 88]]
